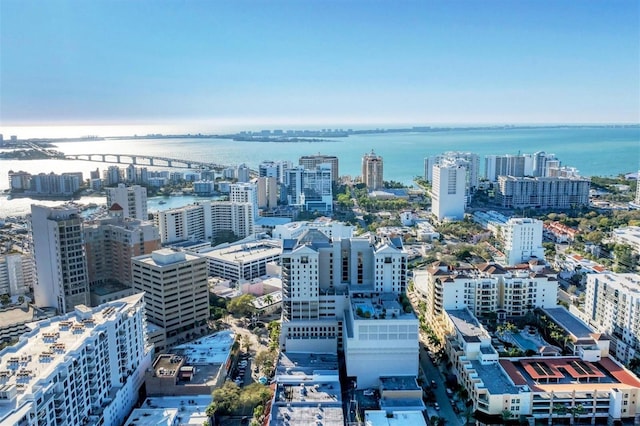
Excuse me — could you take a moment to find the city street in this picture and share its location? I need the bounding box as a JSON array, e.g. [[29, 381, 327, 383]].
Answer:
[[419, 345, 464, 426]]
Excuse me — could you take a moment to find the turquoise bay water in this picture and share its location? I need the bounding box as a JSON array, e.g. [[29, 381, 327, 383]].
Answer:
[[0, 126, 638, 217]]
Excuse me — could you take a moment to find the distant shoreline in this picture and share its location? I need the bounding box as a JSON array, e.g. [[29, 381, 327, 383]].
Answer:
[[6, 123, 638, 144]]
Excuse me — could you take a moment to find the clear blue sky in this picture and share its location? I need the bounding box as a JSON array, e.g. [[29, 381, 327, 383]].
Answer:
[[1, 0, 639, 130]]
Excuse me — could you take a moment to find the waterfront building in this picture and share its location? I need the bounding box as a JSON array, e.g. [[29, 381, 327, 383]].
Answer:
[[533, 151, 558, 177], [105, 183, 148, 220], [8, 170, 32, 191], [131, 249, 209, 352], [103, 165, 122, 186], [501, 217, 545, 266], [192, 180, 215, 196], [424, 151, 480, 192], [584, 273, 640, 364], [31, 205, 90, 314], [236, 163, 251, 183], [0, 294, 153, 426], [284, 165, 333, 213], [413, 261, 557, 337], [484, 154, 533, 181], [362, 150, 384, 191], [198, 238, 282, 282], [496, 175, 590, 209], [83, 206, 161, 305], [442, 307, 640, 425], [0, 253, 33, 296], [431, 162, 466, 221], [28, 172, 83, 197], [299, 153, 339, 183]]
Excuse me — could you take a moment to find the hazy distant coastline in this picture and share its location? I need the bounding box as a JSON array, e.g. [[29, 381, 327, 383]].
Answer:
[[6, 124, 638, 144]]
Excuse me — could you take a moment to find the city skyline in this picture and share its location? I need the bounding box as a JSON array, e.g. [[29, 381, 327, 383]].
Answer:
[[1, 0, 639, 138]]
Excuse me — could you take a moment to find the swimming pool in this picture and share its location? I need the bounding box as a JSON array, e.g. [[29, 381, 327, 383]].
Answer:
[[511, 333, 540, 352]]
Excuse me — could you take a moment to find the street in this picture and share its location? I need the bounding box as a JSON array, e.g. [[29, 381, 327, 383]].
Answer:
[[419, 345, 464, 426]]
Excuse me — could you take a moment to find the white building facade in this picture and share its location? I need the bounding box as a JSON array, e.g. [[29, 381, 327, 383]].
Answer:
[[501, 218, 545, 266], [105, 184, 148, 220], [31, 205, 90, 314], [431, 162, 466, 221], [0, 294, 153, 426]]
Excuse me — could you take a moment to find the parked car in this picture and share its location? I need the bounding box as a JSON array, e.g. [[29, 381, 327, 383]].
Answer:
[[431, 380, 437, 388], [434, 402, 440, 411], [363, 389, 375, 396]]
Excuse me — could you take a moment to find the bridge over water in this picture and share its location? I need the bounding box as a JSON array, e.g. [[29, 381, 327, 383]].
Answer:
[[65, 153, 227, 171]]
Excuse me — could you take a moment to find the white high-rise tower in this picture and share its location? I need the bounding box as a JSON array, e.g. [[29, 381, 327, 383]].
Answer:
[[31, 205, 90, 313]]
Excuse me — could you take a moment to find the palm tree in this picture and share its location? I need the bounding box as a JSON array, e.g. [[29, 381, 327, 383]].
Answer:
[[501, 409, 513, 424], [263, 294, 274, 306]]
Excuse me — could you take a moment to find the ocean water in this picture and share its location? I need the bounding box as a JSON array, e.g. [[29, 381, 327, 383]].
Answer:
[[0, 126, 638, 217]]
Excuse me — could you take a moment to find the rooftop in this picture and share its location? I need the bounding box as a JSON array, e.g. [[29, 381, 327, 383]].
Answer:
[[379, 376, 420, 391], [365, 410, 427, 426], [200, 239, 281, 263], [124, 395, 212, 426], [470, 360, 520, 395], [499, 356, 640, 393], [543, 307, 594, 340], [0, 294, 144, 419], [447, 309, 491, 343]]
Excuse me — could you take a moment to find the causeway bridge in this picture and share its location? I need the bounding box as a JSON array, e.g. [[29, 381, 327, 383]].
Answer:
[[65, 153, 227, 171]]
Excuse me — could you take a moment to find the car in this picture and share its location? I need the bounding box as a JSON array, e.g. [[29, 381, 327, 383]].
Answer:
[[363, 389, 375, 396], [431, 380, 437, 388], [434, 402, 440, 411]]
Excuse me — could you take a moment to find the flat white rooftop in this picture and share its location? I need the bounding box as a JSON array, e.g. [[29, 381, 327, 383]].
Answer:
[[200, 239, 281, 263], [365, 410, 427, 426], [124, 395, 212, 426], [172, 330, 235, 365], [0, 294, 144, 419]]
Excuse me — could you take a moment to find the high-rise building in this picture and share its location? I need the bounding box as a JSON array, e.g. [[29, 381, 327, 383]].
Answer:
[[104, 166, 122, 186], [31, 205, 90, 314], [0, 253, 33, 296], [533, 151, 558, 177], [497, 176, 590, 209], [425, 152, 480, 193], [230, 182, 258, 218], [258, 160, 291, 184], [156, 200, 255, 244], [0, 294, 153, 426], [132, 249, 209, 351], [105, 183, 148, 220], [256, 176, 278, 209], [502, 218, 545, 266], [484, 154, 534, 181], [236, 163, 251, 183], [431, 162, 466, 221], [299, 153, 339, 183], [83, 207, 161, 304], [585, 273, 640, 364], [361, 150, 383, 190], [284, 165, 333, 213], [280, 231, 416, 387]]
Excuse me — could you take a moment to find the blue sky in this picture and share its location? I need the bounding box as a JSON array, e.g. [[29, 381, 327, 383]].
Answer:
[[1, 0, 639, 130]]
